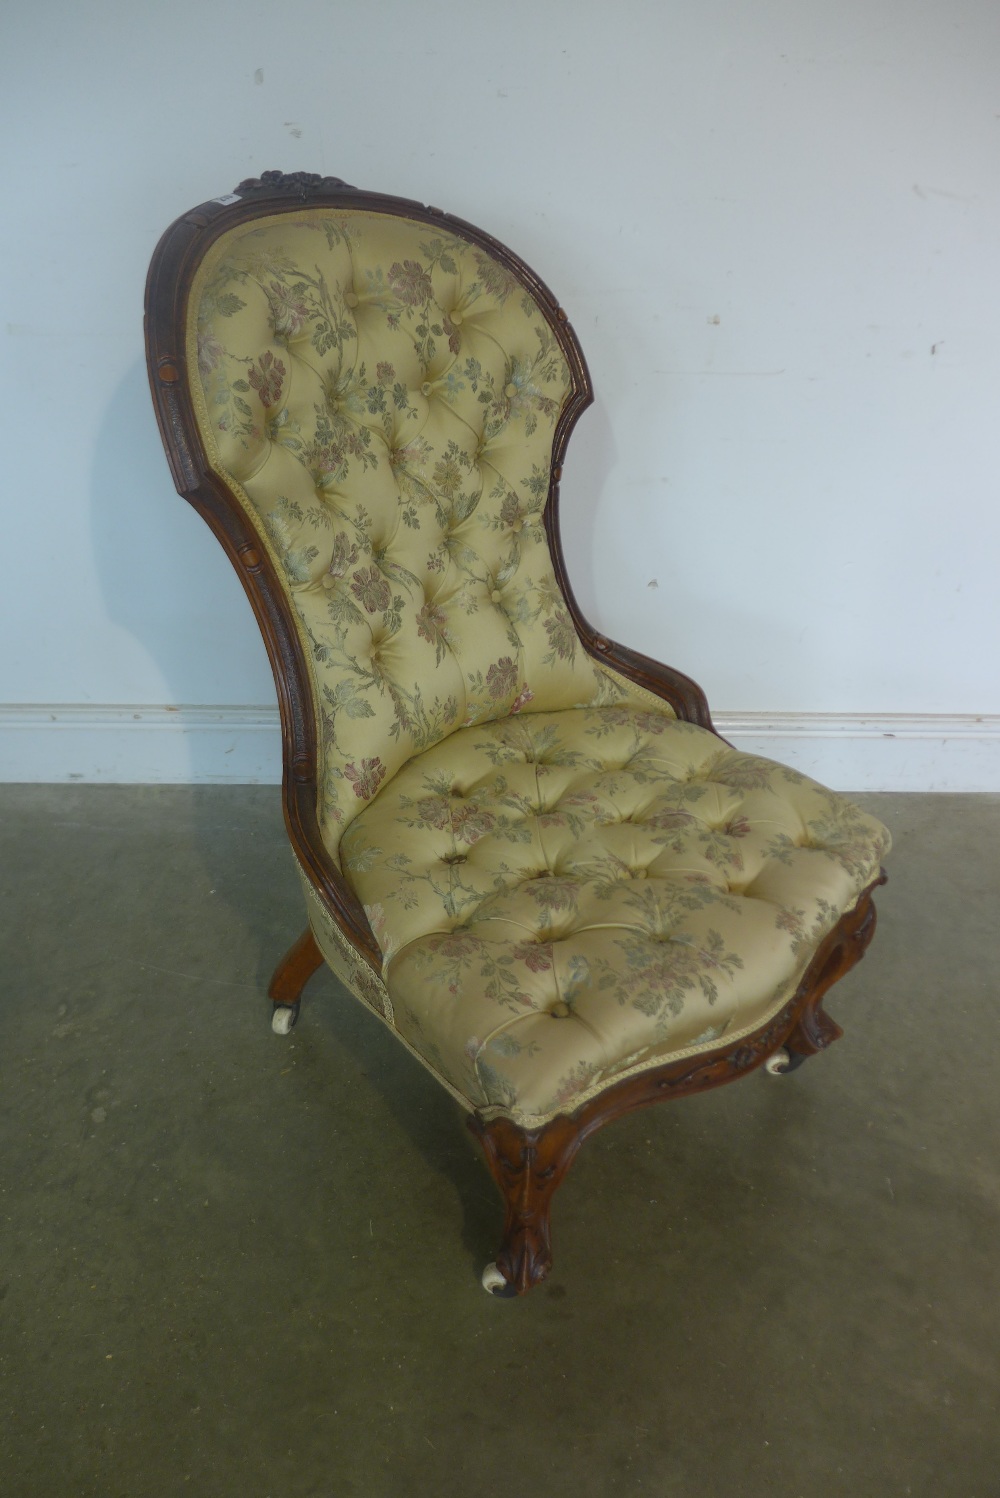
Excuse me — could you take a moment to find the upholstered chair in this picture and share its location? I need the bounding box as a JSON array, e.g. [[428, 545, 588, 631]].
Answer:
[[145, 172, 890, 1296]]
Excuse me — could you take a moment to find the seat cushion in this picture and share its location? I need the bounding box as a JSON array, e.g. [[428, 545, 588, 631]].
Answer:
[[338, 706, 890, 1125]]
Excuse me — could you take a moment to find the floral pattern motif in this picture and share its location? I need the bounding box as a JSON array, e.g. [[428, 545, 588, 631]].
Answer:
[[344, 757, 386, 800], [337, 707, 891, 1123], [189, 208, 891, 1127], [248, 350, 286, 406], [349, 566, 392, 614], [191, 208, 644, 847]]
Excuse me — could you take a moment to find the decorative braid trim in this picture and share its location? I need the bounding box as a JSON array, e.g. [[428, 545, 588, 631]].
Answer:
[[294, 857, 393, 1022]]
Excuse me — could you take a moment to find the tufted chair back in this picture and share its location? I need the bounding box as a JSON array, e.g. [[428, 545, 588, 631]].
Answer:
[[182, 186, 644, 853]]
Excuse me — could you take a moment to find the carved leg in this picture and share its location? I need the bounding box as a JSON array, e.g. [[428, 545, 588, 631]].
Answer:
[[782, 873, 885, 1065], [268, 927, 323, 1033], [467, 1114, 584, 1296]]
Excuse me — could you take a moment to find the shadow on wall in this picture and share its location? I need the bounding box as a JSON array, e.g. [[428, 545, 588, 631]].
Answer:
[[556, 393, 615, 630], [559, 376, 798, 704], [90, 357, 290, 981], [90, 357, 275, 722]]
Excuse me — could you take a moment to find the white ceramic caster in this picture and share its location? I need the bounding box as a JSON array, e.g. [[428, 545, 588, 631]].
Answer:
[[271, 1003, 299, 1035], [764, 1047, 792, 1076], [481, 1262, 510, 1296]]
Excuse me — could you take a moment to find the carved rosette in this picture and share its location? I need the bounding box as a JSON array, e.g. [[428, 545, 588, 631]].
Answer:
[[235, 170, 356, 197]]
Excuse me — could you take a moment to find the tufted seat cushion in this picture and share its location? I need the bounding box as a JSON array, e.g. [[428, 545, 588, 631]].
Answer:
[[339, 705, 890, 1125]]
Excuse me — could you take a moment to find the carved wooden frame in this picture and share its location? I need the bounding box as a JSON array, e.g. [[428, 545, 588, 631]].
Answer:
[[145, 172, 887, 1295]]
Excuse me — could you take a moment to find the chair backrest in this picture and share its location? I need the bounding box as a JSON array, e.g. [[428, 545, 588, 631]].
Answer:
[[150, 174, 645, 859]]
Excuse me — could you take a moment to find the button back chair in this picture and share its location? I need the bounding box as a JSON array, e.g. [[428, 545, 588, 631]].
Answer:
[[145, 172, 890, 1297]]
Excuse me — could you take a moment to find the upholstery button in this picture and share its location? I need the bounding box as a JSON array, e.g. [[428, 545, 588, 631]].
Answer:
[[321, 574, 337, 590], [633, 868, 648, 879], [344, 290, 359, 308], [550, 1002, 571, 1019], [450, 308, 463, 325], [537, 869, 553, 879], [504, 382, 518, 398], [512, 518, 523, 533], [443, 852, 467, 865], [421, 381, 432, 397], [490, 588, 502, 603]]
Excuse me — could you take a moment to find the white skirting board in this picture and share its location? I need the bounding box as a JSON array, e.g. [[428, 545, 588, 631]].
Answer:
[[0, 705, 283, 786], [0, 704, 997, 791]]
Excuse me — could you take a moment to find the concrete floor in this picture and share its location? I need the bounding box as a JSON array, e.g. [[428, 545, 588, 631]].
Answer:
[[0, 786, 997, 1497]]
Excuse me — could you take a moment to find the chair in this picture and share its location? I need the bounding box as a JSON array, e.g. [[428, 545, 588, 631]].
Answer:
[[145, 171, 890, 1296]]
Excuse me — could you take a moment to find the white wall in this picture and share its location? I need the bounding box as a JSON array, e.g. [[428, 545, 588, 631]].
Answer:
[[2, 0, 998, 785]]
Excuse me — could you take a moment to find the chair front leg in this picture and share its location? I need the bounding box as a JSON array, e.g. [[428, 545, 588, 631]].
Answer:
[[468, 1113, 584, 1296], [783, 870, 885, 1063]]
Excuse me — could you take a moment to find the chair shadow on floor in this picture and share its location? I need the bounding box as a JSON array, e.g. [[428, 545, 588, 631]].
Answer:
[[304, 961, 505, 1283]]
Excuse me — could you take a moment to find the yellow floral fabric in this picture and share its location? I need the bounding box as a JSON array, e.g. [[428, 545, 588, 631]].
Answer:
[[341, 709, 890, 1125], [186, 204, 890, 1127], [189, 210, 652, 851], [294, 861, 392, 1022]]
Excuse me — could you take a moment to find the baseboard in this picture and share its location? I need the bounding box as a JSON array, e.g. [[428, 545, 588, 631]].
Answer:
[[0, 704, 282, 785], [0, 704, 997, 791], [715, 712, 1000, 792]]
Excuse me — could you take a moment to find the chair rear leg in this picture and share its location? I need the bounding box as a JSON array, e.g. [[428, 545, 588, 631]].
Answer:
[[268, 927, 323, 1033]]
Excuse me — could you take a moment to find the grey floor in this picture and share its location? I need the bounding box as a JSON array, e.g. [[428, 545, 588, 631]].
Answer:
[[0, 787, 997, 1498]]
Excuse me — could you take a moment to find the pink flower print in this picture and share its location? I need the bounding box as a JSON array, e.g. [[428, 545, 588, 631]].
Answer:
[[345, 757, 387, 800], [512, 941, 552, 973], [723, 816, 752, 840], [388, 260, 432, 306], [443, 312, 463, 355], [499, 493, 521, 528], [349, 567, 391, 613], [485, 656, 518, 700], [248, 350, 286, 407], [416, 601, 452, 660], [450, 805, 495, 844], [413, 796, 453, 830]]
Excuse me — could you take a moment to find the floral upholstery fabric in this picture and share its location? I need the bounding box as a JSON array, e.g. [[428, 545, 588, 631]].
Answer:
[[189, 209, 652, 851], [340, 708, 890, 1125], [186, 203, 890, 1127]]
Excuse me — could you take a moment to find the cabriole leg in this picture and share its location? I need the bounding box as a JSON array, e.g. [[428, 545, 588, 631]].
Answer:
[[468, 1113, 584, 1297]]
